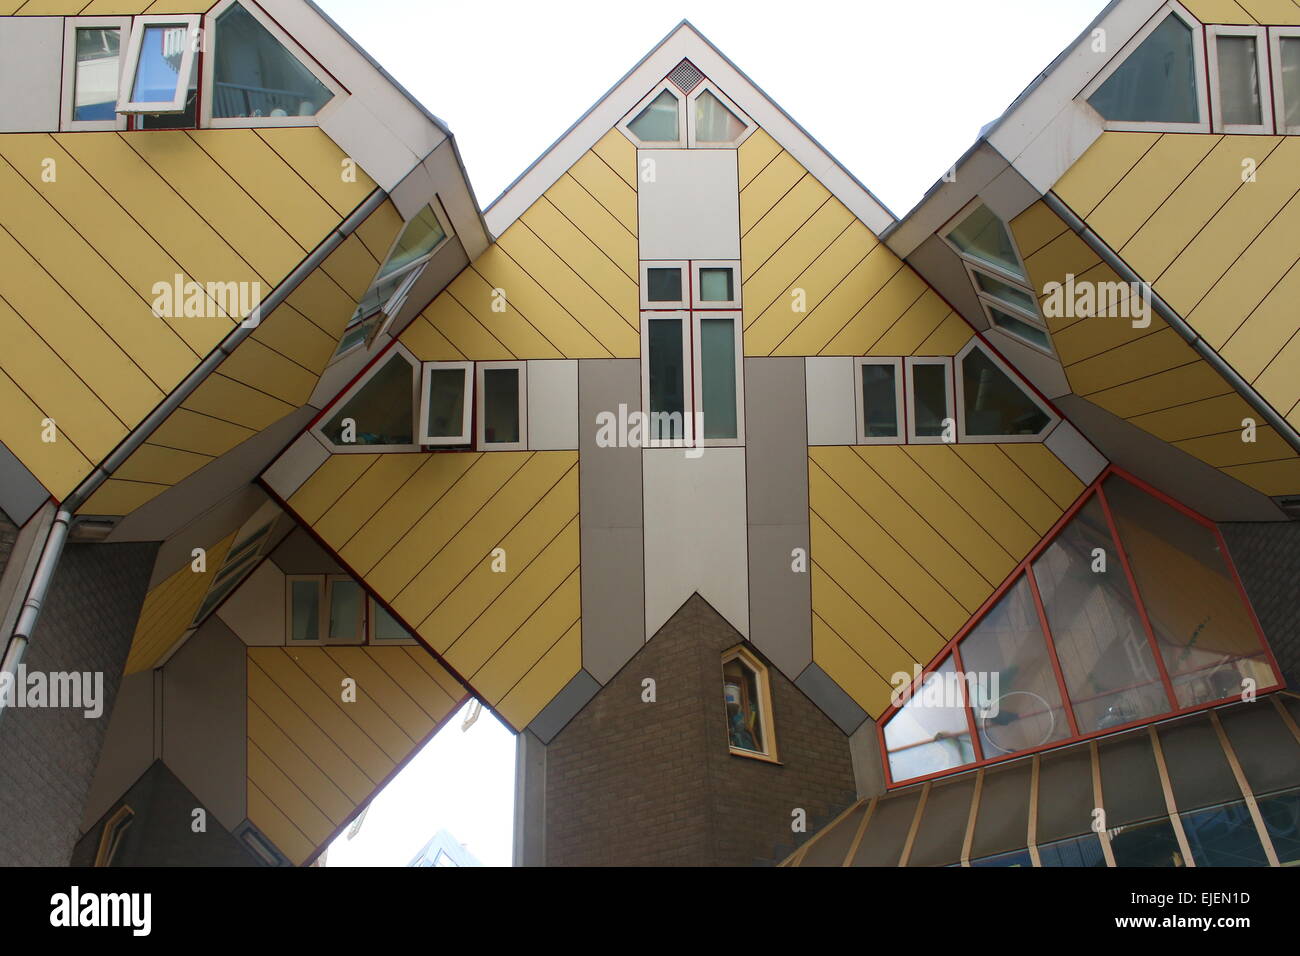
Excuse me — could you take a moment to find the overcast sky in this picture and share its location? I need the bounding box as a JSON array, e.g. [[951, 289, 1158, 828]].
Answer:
[[315, 0, 1110, 866]]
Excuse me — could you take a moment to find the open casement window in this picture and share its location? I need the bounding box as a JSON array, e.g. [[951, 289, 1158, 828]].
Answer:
[[419, 361, 473, 446], [476, 362, 527, 451], [640, 261, 689, 309], [1081, 4, 1209, 132], [956, 340, 1055, 442], [691, 261, 741, 309], [117, 15, 200, 115], [687, 82, 752, 147], [854, 357, 904, 445], [879, 470, 1281, 787], [62, 18, 131, 131], [1270, 28, 1300, 135], [203, 0, 341, 127], [191, 501, 281, 627], [722, 646, 778, 762], [369, 597, 416, 644], [317, 347, 419, 451], [286, 575, 365, 644], [905, 356, 955, 445], [622, 84, 686, 146], [1208, 26, 1272, 134], [334, 204, 451, 359]]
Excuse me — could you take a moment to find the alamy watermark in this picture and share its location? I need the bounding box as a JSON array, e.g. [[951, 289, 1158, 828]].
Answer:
[[0, 665, 103, 718], [594, 403, 705, 458], [891, 663, 1001, 717], [151, 273, 263, 327], [1041, 273, 1152, 328]]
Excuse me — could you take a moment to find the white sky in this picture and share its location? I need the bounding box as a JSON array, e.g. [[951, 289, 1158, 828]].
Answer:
[[316, 0, 1109, 867]]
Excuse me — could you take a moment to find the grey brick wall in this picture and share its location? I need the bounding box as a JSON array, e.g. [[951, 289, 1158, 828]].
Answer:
[[543, 594, 856, 866], [0, 541, 157, 866], [1220, 521, 1300, 691], [0, 510, 16, 582]]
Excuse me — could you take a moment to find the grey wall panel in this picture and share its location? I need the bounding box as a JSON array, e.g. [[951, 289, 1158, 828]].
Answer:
[[744, 357, 812, 678], [905, 235, 986, 330], [0, 439, 50, 527], [145, 486, 267, 589], [0, 18, 61, 133], [525, 669, 600, 744], [637, 148, 740, 260], [161, 616, 247, 833], [577, 359, 644, 684], [528, 360, 579, 451], [79, 671, 156, 833], [805, 356, 855, 445], [270, 525, 345, 574], [796, 661, 868, 736]]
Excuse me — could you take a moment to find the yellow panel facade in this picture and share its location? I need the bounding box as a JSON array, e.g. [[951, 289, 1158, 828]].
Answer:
[[246, 644, 465, 865], [284, 450, 582, 732], [808, 443, 1083, 717], [401, 137, 638, 362]]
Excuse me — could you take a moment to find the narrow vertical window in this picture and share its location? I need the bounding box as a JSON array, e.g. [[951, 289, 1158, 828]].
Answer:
[[288, 577, 321, 642], [907, 358, 953, 443], [476, 362, 527, 450], [1281, 36, 1300, 131], [722, 646, 777, 761], [1217, 35, 1262, 126], [74, 27, 122, 121], [646, 314, 688, 442], [419, 361, 473, 446], [855, 357, 903, 443], [327, 578, 363, 642], [699, 316, 738, 441]]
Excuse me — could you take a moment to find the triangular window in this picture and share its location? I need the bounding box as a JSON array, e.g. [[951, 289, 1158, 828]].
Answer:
[[695, 89, 745, 143], [212, 2, 334, 119], [1089, 13, 1199, 123], [628, 89, 680, 142], [961, 346, 1050, 437], [946, 203, 1025, 280]]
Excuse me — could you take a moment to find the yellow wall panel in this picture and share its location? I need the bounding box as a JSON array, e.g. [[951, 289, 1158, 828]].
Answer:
[[567, 151, 637, 234], [591, 128, 637, 189], [247, 700, 355, 824], [0, 368, 92, 500], [148, 407, 255, 458], [1085, 134, 1219, 249], [353, 199, 404, 263], [739, 150, 805, 232], [541, 176, 638, 281], [1181, 0, 1261, 23], [80, 478, 168, 516], [1054, 132, 1160, 217], [216, 338, 319, 406], [518, 201, 638, 323], [470, 569, 581, 703], [251, 305, 338, 374], [246, 784, 315, 866], [395, 314, 465, 361], [824, 269, 927, 355], [311, 453, 427, 547], [743, 199, 854, 322], [417, 286, 513, 360], [111, 442, 212, 486], [738, 127, 782, 190], [812, 612, 895, 717], [909, 306, 973, 357], [495, 621, 580, 731], [741, 174, 832, 273], [1010, 201, 1069, 259], [183, 372, 296, 431], [1236, 0, 1300, 24], [445, 257, 569, 357], [811, 563, 919, 684], [1223, 458, 1300, 495], [998, 441, 1086, 510], [254, 127, 377, 218]]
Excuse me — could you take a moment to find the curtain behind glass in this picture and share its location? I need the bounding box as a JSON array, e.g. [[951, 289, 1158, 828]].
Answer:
[[1089, 15, 1199, 123]]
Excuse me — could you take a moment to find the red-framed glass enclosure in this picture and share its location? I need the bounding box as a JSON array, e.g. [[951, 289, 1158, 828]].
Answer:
[[879, 466, 1283, 787]]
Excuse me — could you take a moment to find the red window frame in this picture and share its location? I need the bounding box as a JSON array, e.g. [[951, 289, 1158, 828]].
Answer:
[[877, 464, 1284, 788]]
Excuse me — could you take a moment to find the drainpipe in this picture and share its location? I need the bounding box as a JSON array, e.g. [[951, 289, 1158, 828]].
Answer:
[[0, 189, 389, 721], [1042, 191, 1300, 459]]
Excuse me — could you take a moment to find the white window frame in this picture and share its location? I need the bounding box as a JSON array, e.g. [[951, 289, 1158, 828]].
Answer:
[[368, 596, 417, 645], [853, 356, 905, 446], [475, 361, 528, 451], [686, 80, 754, 148], [640, 260, 689, 309], [619, 82, 686, 147], [982, 303, 1056, 356], [419, 360, 474, 447], [285, 574, 365, 645], [721, 645, 779, 763], [691, 260, 742, 310], [939, 198, 1032, 286], [200, 0, 345, 129], [954, 338, 1058, 444], [1207, 24, 1273, 135], [640, 310, 696, 448], [116, 14, 201, 115], [61, 17, 132, 131], [314, 343, 421, 453], [324, 574, 365, 643], [1078, 1, 1210, 134], [1269, 27, 1300, 135], [691, 310, 745, 447], [905, 356, 956, 446]]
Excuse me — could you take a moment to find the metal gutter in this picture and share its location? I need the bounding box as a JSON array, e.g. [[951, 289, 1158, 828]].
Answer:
[[1043, 190, 1300, 459], [0, 188, 389, 720]]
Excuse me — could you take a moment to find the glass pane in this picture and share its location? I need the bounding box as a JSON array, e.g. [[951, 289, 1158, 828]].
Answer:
[[700, 318, 737, 440], [647, 318, 686, 440], [482, 367, 520, 444], [377, 206, 446, 282], [884, 659, 977, 781], [1217, 35, 1262, 127], [958, 576, 1071, 758], [213, 3, 334, 118], [290, 580, 319, 641], [1109, 817, 1187, 867], [1089, 15, 1199, 123], [962, 347, 1050, 436], [74, 28, 121, 121], [695, 89, 745, 142], [423, 367, 467, 441], [974, 271, 1038, 314], [861, 363, 898, 439], [969, 849, 1032, 867], [328, 580, 362, 641], [911, 363, 949, 438], [991, 308, 1053, 352], [628, 89, 679, 142], [1257, 789, 1300, 865], [372, 601, 409, 641], [1283, 38, 1300, 128], [946, 204, 1025, 278], [1181, 801, 1269, 866], [130, 25, 188, 105], [723, 657, 765, 753], [699, 267, 734, 302], [1032, 495, 1170, 732], [646, 267, 682, 302], [1103, 475, 1275, 708], [1037, 833, 1107, 867], [321, 353, 414, 446]]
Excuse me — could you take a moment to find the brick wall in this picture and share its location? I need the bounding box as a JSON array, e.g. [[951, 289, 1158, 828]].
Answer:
[[543, 594, 856, 866], [1221, 521, 1300, 691], [0, 541, 157, 866]]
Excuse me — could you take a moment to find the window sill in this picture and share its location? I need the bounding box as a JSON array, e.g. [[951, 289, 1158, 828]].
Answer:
[[728, 747, 782, 766]]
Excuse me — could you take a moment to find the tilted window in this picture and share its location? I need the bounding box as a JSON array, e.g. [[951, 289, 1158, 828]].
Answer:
[[319, 350, 418, 450], [958, 343, 1053, 440], [722, 646, 777, 761], [1088, 12, 1201, 125], [210, 1, 335, 122], [117, 15, 199, 115]]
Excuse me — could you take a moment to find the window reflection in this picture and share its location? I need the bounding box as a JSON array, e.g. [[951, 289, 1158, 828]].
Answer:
[[884, 659, 976, 781]]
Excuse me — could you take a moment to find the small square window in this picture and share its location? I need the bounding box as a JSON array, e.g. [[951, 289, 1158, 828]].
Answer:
[[691, 261, 741, 309], [476, 362, 527, 451], [286, 575, 366, 644], [640, 261, 688, 309], [699, 268, 734, 302], [420, 361, 473, 446]]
